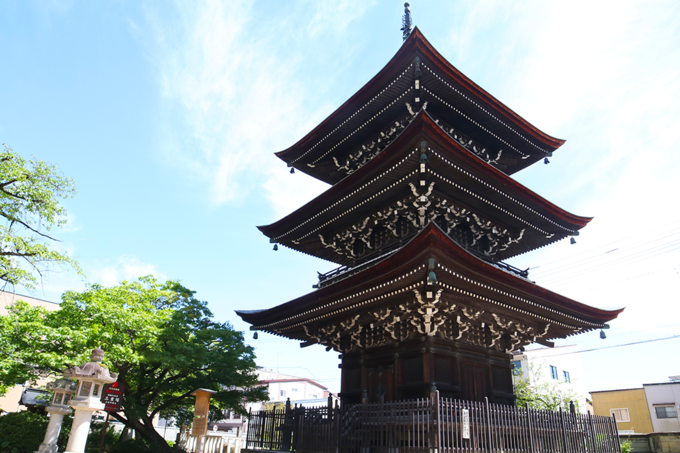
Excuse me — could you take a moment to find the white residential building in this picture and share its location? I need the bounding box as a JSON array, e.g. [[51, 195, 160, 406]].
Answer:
[[511, 344, 589, 412], [643, 381, 680, 433], [250, 368, 335, 410]]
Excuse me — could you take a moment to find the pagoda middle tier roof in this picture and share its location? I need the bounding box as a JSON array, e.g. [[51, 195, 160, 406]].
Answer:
[[276, 27, 564, 184], [259, 110, 590, 265], [237, 223, 622, 347]]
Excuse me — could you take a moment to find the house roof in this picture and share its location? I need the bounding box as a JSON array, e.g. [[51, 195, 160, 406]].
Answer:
[[260, 378, 329, 390]]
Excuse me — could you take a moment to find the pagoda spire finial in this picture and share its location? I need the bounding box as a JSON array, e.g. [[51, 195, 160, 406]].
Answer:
[[401, 2, 413, 41]]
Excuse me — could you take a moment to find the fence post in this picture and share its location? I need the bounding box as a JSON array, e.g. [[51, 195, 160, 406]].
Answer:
[[587, 412, 597, 453], [612, 413, 623, 453], [245, 407, 252, 449], [258, 408, 266, 449], [559, 407, 568, 453], [335, 400, 341, 453], [526, 403, 535, 453], [430, 383, 440, 453], [485, 397, 493, 453], [281, 398, 292, 452]]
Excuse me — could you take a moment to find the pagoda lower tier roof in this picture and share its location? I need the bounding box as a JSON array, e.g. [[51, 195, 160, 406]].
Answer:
[[276, 28, 565, 184], [237, 223, 623, 353], [259, 110, 590, 265]]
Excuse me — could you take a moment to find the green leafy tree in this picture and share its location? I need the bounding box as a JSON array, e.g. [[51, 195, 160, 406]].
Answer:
[[0, 276, 267, 453], [0, 144, 79, 289], [513, 362, 582, 412]]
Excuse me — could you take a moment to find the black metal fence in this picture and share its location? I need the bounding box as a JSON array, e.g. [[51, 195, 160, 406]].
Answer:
[[246, 393, 622, 453]]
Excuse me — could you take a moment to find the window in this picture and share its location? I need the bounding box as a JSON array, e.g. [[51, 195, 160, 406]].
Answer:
[[563, 371, 571, 383], [292, 388, 298, 392], [655, 406, 678, 419], [611, 408, 630, 422], [280, 390, 286, 397], [550, 365, 558, 380], [80, 381, 93, 397], [511, 361, 522, 375], [311, 394, 318, 399]]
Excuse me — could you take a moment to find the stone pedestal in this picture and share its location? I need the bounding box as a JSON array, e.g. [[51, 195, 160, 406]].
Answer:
[[64, 405, 100, 453], [36, 405, 72, 453]]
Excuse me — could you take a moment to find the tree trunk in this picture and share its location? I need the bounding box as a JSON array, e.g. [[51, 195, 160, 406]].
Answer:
[[126, 416, 183, 453]]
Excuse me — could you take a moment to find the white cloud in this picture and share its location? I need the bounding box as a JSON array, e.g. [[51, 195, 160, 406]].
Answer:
[[144, 0, 371, 211], [90, 255, 167, 287], [481, 0, 680, 335]]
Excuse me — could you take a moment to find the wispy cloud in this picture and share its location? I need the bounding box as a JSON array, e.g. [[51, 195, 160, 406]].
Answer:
[[144, 0, 372, 215]]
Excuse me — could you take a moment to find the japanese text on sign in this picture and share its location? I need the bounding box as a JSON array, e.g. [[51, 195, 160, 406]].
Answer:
[[101, 382, 123, 412], [461, 409, 470, 439]]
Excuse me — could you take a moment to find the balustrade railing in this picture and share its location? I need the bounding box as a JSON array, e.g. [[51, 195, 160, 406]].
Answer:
[[245, 394, 622, 453]]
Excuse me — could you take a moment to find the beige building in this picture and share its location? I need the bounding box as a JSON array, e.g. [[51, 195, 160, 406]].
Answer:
[[0, 291, 60, 412], [591, 388, 654, 434]]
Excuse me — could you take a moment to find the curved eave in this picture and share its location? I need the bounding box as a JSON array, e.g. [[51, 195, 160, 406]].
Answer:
[[275, 27, 563, 171], [260, 110, 590, 246], [418, 111, 591, 229], [424, 223, 623, 325], [238, 223, 622, 331]]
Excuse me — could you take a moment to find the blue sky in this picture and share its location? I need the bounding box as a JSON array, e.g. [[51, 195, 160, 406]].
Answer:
[[1, 0, 679, 395]]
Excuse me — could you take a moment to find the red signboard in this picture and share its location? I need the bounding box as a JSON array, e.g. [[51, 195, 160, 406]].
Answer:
[[101, 382, 123, 412]]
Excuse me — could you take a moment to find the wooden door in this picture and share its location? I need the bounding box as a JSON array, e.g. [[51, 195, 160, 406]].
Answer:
[[460, 362, 489, 402]]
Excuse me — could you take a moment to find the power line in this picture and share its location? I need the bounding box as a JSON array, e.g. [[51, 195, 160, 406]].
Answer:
[[533, 231, 680, 281], [534, 237, 680, 281], [539, 245, 680, 286], [522, 334, 680, 358], [527, 220, 680, 272]]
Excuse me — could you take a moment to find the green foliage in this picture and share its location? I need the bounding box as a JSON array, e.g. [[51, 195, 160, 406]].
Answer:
[[86, 421, 120, 453], [0, 144, 79, 290], [621, 439, 632, 453], [0, 440, 19, 453], [513, 362, 582, 411], [0, 276, 267, 452], [0, 411, 48, 453]]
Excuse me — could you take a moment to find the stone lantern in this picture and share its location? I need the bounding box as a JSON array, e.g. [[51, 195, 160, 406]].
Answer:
[[63, 348, 118, 453], [35, 374, 78, 453]]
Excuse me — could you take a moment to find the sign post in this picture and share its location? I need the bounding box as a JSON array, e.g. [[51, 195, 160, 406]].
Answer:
[[99, 383, 124, 453]]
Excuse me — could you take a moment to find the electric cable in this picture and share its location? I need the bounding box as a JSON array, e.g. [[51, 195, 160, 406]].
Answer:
[[519, 334, 680, 359]]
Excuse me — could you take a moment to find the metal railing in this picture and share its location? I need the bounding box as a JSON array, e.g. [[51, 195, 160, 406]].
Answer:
[[245, 393, 622, 453]]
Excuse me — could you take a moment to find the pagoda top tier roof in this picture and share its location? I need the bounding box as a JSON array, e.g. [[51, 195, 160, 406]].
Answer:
[[259, 110, 590, 265], [237, 223, 622, 346], [276, 27, 564, 184]]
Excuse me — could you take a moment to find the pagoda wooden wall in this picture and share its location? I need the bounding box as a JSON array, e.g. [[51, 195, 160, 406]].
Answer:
[[339, 336, 515, 406]]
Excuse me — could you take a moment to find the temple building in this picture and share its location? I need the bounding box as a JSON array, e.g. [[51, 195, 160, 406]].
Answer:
[[237, 21, 622, 406]]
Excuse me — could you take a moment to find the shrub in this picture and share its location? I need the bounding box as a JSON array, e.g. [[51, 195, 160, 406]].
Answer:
[[85, 421, 120, 453], [0, 411, 48, 453]]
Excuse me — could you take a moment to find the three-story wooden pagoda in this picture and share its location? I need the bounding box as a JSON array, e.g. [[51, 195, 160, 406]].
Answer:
[[237, 24, 622, 406]]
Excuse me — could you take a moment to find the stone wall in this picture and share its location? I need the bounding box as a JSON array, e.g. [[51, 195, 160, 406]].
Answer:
[[623, 433, 680, 453]]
